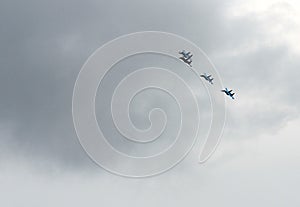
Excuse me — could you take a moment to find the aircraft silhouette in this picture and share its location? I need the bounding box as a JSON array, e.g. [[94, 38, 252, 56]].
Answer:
[[179, 56, 192, 67], [221, 88, 235, 99], [179, 50, 193, 59], [179, 50, 193, 67], [200, 73, 214, 84]]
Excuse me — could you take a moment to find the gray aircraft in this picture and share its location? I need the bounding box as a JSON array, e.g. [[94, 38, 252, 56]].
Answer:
[[221, 88, 235, 99], [179, 50, 193, 59], [179, 56, 192, 67], [200, 73, 214, 84], [179, 50, 193, 67]]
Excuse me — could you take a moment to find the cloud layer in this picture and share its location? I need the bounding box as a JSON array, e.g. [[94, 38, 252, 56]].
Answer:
[[0, 0, 299, 206]]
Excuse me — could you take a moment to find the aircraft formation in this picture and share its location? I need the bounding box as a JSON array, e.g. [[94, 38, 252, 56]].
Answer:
[[178, 50, 235, 100]]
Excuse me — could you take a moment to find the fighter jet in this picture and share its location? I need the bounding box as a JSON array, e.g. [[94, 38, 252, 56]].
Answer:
[[200, 73, 214, 84], [179, 50, 193, 67], [221, 88, 235, 99], [179, 56, 192, 67], [179, 50, 193, 59]]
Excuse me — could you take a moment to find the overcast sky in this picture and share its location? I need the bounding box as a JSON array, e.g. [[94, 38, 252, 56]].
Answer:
[[0, 0, 300, 206]]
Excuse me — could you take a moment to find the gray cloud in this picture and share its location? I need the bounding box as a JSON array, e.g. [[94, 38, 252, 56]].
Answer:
[[0, 0, 300, 206], [0, 0, 234, 169]]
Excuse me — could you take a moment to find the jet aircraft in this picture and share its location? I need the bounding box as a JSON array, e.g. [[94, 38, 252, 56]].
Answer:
[[200, 73, 214, 84], [179, 56, 192, 67], [179, 50, 193, 67], [221, 88, 235, 99], [179, 50, 193, 59]]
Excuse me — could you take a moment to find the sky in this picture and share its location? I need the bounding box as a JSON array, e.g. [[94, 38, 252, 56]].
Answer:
[[0, 0, 300, 206]]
